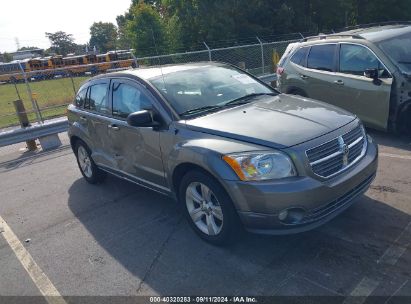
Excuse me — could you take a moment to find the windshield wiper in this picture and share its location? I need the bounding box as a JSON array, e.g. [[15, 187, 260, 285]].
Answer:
[[178, 93, 277, 117], [223, 93, 277, 107], [179, 105, 222, 117]]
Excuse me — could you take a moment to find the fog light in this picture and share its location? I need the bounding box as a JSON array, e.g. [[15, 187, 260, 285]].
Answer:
[[278, 208, 306, 224], [278, 210, 288, 221]]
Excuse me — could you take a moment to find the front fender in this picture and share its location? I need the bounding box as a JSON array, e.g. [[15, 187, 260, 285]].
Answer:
[[166, 138, 240, 186], [162, 127, 267, 190]]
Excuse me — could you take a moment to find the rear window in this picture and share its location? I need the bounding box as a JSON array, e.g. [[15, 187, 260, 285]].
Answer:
[[290, 47, 309, 66], [307, 44, 336, 72]]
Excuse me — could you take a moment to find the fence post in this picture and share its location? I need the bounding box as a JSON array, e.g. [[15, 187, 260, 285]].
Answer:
[[13, 81, 21, 100], [203, 42, 212, 61], [69, 73, 76, 95], [130, 50, 139, 68], [256, 36, 265, 74], [17, 61, 42, 124], [12, 100, 37, 151]]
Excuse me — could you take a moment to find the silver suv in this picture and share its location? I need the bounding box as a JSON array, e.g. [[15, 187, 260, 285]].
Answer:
[[277, 23, 411, 134], [68, 63, 378, 245]]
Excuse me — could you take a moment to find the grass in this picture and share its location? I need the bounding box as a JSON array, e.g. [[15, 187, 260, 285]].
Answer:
[[0, 76, 90, 129]]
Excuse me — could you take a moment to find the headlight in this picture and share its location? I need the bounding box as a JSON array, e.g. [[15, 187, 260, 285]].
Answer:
[[223, 151, 297, 181]]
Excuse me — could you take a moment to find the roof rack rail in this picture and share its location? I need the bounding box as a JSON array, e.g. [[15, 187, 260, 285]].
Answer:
[[340, 20, 411, 31], [301, 33, 364, 42]]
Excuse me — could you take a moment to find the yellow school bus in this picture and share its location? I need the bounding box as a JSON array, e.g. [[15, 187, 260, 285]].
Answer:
[[0, 60, 30, 83]]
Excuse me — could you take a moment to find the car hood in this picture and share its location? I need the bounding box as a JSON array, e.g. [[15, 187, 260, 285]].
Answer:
[[184, 94, 356, 149]]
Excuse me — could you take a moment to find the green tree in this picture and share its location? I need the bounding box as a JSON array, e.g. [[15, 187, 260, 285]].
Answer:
[[45, 31, 76, 55], [0, 52, 13, 63], [89, 22, 118, 53], [125, 1, 169, 56], [115, 0, 411, 57]]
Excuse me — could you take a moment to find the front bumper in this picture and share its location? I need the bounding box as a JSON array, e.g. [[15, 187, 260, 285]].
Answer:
[[221, 138, 378, 235]]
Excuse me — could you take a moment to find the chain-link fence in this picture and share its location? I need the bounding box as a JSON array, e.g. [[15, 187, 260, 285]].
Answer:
[[0, 37, 298, 130], [136, 38, 297, 75]]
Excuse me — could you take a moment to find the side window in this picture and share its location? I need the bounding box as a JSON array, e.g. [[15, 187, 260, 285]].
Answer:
[[290, 47, 309, 67], [339, 44, 389, 77], [74, 88, 87, 108], [112, 82, 152, 119], [86, 83, 109, 114], [307, 44, 336, 72]]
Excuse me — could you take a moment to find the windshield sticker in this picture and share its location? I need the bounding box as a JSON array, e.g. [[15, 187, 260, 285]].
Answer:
[[246, 88, 256, 94], [232, 74, 258, 84]]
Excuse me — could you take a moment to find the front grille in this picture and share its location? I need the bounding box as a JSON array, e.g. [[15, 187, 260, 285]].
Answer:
[[306, 125, 367, 178], [301, 173, 375, 224]]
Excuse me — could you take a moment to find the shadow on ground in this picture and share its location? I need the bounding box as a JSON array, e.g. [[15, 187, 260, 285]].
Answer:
[[367, 128, 411, 151], [67, 174, 411, 297]]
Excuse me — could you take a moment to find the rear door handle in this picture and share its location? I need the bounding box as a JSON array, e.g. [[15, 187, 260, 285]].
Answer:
[[108, 124, 120, 131], [334, 80, 344, 85], [79, 116, 87, 122], [300, 74, 308, 79]]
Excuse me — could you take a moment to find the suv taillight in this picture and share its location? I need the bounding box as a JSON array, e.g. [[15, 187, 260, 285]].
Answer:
[[276, 67, 284, 75]]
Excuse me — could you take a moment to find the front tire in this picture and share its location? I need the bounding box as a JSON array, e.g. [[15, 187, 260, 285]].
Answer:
[[75, 140, 106, 184], [179, 170, 241, 245]]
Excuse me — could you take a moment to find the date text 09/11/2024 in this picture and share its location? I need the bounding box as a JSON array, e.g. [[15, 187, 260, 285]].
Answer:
[[149, 296, 257, 303]]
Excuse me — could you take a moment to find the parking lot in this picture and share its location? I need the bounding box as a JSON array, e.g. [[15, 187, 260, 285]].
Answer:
[[0, 130, 410, 302]]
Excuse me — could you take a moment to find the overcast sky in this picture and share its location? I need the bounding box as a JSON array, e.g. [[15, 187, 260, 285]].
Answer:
[[0, 0, 132, 53]]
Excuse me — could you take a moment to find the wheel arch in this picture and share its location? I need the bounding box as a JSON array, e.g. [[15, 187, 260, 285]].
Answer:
[[171, 162, 218, 199], [396, 99, 411, 134]]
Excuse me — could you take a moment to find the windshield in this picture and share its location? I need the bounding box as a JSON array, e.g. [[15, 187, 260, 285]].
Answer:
[[378, 31, 411, 74], [149, 65, 276, 116]]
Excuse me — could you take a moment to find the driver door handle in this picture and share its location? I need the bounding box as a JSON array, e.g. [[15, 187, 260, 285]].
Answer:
[[300, 74, 308, 79], [108, 124, 120, 131], [334, 80, 344, 86]]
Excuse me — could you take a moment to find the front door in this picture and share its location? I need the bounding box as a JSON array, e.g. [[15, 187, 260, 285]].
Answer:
[[332, 43, 392, 130], [107, 78, 167, 190]]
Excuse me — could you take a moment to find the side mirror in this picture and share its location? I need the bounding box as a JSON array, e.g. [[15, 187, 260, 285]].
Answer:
[[364, 68, 382, 85], [364, 68, 379, 80], [127, 110, 159, 128]]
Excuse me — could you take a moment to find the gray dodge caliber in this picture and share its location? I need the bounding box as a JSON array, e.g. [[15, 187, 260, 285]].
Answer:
[[67, 62, 378, 245]]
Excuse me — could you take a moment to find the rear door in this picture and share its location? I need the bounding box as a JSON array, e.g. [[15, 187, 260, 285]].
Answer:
[[301, 44, 339, 101], [278, 46, 310, 93], [332, 43, 392, 130], [107, 78, 167, 190], [82, 79, 113, 168]]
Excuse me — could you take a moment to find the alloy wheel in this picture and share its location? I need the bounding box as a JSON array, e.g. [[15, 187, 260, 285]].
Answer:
[[185, 182, 224, 236]]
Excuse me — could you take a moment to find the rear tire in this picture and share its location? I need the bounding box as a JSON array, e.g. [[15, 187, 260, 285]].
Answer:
[[74, 140, 106, 184], [179, 170, 242, 245]]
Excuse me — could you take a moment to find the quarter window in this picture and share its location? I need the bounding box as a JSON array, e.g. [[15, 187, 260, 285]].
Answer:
[[339, 44, 389, 77], [74, 88, 87, 107], [112, 82, 152, 118], [307, 44, 336, 72], [86, 83, 109, 114], [290, 47, 309, 66]]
